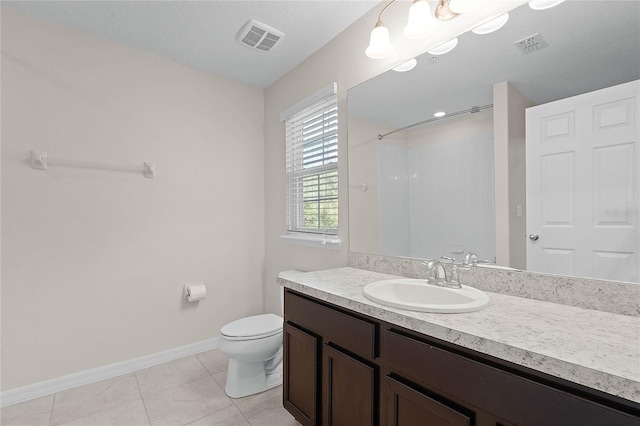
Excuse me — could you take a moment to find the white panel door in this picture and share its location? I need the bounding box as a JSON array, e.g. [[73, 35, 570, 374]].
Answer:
[[526, 80, 639, 282]]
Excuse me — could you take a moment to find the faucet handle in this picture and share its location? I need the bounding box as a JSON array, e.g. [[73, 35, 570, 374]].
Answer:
[[463, 252, 478, 266], [449, 263, 469, 288]]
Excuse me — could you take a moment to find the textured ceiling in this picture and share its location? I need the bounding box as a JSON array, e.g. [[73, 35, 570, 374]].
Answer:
[[4, 0, 380, 88], [349, 1, 640, 129]]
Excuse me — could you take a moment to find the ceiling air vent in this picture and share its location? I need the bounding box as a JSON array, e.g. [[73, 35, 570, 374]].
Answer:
[[514, 33, 549, 55], [237, 19, 284, 52]]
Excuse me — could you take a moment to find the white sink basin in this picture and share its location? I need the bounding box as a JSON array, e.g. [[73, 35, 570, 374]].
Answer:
[[363, 279, 490, 313]]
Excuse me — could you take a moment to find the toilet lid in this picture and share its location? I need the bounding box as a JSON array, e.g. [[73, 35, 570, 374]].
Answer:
[[221, 313, 283, 339]]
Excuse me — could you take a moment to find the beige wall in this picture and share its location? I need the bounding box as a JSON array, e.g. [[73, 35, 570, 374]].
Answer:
[[1, 9, 265, 390], [493, 82, 534, 269], [1, 0, 529, 391], [263, 1, 528, 313]]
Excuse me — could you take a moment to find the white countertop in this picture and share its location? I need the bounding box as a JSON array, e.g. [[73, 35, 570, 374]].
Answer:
[[277, 267, 640, 404]]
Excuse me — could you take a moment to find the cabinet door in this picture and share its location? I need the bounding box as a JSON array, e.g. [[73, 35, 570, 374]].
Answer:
[[385, 376, 472, 426], [284, 322, 320, 426], [323, 344, 376, 426]]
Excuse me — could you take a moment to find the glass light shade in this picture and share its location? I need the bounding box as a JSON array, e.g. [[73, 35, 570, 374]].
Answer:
[[404, 0, 436, 39], [448, 0, 486, 14], [529, 0, 566, 10], [428, 38, 458, 55], [365, 24, 394, 59], [472, 13, 509, 35], [434, 0, 459, 21], [393, 58, 418, 72]]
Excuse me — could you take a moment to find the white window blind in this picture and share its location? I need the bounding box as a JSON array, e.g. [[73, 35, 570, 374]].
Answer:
[[285, 91, 338, 236]]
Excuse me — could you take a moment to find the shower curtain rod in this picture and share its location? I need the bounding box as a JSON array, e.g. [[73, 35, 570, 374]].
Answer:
[[377, 104, 494, 141]]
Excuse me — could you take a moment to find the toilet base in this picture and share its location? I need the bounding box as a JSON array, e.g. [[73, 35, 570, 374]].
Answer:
[[224, 358, 283, 398]]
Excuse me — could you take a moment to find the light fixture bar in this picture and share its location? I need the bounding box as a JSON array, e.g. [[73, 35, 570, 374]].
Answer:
[[434, 0, 460, 21], [377, 104, 493, 140]]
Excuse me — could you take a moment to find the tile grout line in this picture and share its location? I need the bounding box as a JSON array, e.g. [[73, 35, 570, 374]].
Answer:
[[238, 403, 253, 426], [193, 352, 254, 425], [133, 371, 153, 426], [179, 411, 211, 426], [193, 354, 212, 377], [48, 393, 57, 426], [140, 354, 232, 426]]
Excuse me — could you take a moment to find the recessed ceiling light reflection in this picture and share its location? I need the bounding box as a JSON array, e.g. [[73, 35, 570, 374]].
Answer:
[[428, 38, 458, 55], [472, 13, 510, 35], [393, 58, 418, 72], [529, 0, 566, 10], [434, 111, 446, 117]]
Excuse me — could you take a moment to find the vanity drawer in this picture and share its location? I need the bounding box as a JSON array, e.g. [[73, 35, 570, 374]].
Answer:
[[384, 329, 639, 426], [285, 290, 377, 359]]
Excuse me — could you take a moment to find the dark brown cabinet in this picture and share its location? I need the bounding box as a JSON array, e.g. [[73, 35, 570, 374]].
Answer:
[[283, 289, 640, 426], [384, 329, 639, 426], [283, 322, 320, 425], [385, 376, 471, 426], [323, 344, 376, 426], [284, 290, 379, 426]]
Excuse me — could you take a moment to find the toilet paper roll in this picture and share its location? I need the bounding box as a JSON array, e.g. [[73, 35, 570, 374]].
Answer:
[[186, 284, 207, 302]]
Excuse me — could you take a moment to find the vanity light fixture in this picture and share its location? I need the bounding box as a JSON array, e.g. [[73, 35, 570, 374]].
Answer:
[[366, 0, 509, 59], [404, 0, 437, 39], [365, 21, 394, 59], [448, 0, 487, 14], [434, 0, 459, 21], [528, 0, 566, 10], [393, 58, 418, 72], [428, 38, 458, 55], [434, 111, 446, 117], [472, 13, 510, 35], [365, 0, 397, 59]]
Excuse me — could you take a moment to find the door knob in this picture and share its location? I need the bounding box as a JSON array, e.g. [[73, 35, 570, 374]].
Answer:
[[528, 234, 540, 241]]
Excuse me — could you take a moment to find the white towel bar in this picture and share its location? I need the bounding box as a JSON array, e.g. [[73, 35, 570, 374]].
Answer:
[[30, 151, 156, 179]]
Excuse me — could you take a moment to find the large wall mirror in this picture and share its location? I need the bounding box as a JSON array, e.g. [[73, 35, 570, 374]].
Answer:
[[348, 1, 640, 283]]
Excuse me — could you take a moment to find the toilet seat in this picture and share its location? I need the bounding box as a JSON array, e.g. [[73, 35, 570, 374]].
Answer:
[[221, 313, 283, 341]]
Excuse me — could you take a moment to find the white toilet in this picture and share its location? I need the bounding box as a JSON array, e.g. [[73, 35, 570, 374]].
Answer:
[[218, 293, 284, 398]]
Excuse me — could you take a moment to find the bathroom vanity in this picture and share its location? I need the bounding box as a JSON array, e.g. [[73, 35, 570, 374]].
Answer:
[[278, 267, 640, 426]]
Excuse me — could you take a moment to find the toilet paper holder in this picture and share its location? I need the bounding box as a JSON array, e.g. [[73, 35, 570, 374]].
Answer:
[[184, 284, 207, 302]]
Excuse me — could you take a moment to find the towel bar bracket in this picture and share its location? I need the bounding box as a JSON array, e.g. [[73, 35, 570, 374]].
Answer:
[[31, 151, 48, 170]]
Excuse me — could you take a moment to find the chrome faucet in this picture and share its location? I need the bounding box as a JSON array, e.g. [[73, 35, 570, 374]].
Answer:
[[423, 259, 447, 286], [422, 258, 466, 289], [463, 251, 494, 266], [463, 252, 478, 266]]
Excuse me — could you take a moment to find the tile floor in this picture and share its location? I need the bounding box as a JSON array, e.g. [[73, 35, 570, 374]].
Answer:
[[1, 350, 299, 426]]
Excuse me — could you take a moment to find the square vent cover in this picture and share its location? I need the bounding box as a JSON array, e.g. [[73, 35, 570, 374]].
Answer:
[[237, 19, 285, 52], [514, 33, 549, 55]]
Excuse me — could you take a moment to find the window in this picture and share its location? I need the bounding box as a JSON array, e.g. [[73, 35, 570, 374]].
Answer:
[[283, 84, 339, 241]]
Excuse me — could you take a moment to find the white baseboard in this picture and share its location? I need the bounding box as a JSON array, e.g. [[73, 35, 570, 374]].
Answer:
[[0, 337, 219, 408]]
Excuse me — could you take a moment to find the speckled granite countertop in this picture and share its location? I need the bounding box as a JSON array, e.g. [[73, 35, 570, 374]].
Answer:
[[277, 267, 640, 404]]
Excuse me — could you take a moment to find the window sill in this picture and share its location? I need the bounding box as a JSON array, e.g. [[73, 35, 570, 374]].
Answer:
[[280, 233, 342, 250]]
